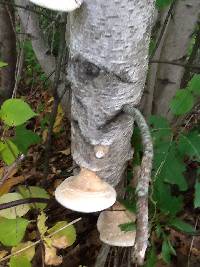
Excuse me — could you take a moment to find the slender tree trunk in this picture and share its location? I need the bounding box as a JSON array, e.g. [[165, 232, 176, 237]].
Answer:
[[0, 3, 16, 103], [152, 0, 200, 120], [68, 0, 155, 186]]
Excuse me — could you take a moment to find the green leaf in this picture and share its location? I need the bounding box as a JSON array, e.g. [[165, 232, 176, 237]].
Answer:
[[188, 74, 200, 96], [0, 99, 36, 127], [161, 237, 176, 264], [178, 132, 200, 162], [0, 140, 19, 165], [0, 61, 8, 68], [9, 256, 31, 267], [13, 125, 41, 154], [11, 242, 35, 261], [149, 116, 172, 141], [170, 89, 194, 115], [18, 186, 49, 210], [37, 211, 48, 237], [153, 180, 183, 215], [0, 193, 30, 219], [119, 222, 136, 232], [169, 218, 195, 234], [0, 217, 29, 246], [48, 221, 76, 246], [156, 0, 173, 9], [194, 181, 200, 208], [145, 245, 157, 267]]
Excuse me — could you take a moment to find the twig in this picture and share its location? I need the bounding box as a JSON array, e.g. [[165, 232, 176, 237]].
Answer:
[[0, 197, 49, 211], [0, 217, 82, 263], [43, 14, 67, 179], [181, 23, 200, 88], [150, 1, 175, 59], [150, 60, 200, 70], [0, 154, 25, 186], [123, 105, 153, 266]]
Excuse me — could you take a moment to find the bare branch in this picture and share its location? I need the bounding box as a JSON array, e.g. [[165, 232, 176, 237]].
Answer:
[[123, 105, 153, 266]]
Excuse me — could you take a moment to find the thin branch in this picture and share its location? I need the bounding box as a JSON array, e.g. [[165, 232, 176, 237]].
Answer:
[[43, 14, 67, 178], [123, 105, 153, 266], [150, 59, 200, 70], [150, 1, 175, 59], [0, 154, 25, 186], [181, 23, 200, 88], [0, 197, 49, 211], [0, 217, 82, 263]]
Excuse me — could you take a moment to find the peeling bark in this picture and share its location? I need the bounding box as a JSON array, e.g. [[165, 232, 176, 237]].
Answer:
[[68, 0, 155, 186], [152, 0, 200, 120], [0, 4, 16, 103]]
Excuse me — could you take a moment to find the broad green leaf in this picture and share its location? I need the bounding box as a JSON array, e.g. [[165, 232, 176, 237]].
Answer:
[[0, 193, 30, 219], [18, 186, 49, 210], [178, 132, 200, 162], [161, 237, 176, 264], [188, 74, 200, 95], [0, 99, 36, 127], [156, 0, 173, 9], [119, 222, 136, 232], [194, 181, 200, 208], [169, 218, 195, 234], [145, 245, 157, 267], [13, 125, 41, 154], [120, 199, 136, 213], [48, 221, 76, 247], [11, 242, 35, 261], [153, 180, 183, 215], [0, 217, 29, 246], [9, 256, 31, 267], [149, 116, 172, 141], [37, 211, 48, 237], [170, 89, 194, 115], [0, 140, 19, 165], [0, 61, 8, 68], [154, 145, 187, 191]]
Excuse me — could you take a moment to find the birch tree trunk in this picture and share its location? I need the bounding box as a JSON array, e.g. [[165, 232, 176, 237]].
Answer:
[[68, 0, 155, 186], [0, 4, 16, 103], [152, 0, 200, 120]]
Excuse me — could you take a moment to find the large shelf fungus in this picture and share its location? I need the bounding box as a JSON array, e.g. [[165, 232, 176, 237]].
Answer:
[[29, 0, 83, 12], [97, 202, 136, 247], [55, 168, 116, 213]]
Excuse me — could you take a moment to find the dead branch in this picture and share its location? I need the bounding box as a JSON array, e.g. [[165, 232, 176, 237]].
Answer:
[[123, 105, 153, 266]]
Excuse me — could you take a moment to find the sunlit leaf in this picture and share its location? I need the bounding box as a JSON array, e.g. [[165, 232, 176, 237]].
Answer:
[[169, 89, 194, 115], [11, 242, 35, 261], [9, 256, 31, 267], [37, 211, 48, 237], [0, 140, 19, 165], [0, 217, 29, 246], [0, 99, 36, 127], [0, 193, 30, 219]]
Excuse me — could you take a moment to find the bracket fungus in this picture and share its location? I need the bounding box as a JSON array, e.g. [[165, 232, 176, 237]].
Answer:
[[55, 168, 116, 213], [29, 0, 83, 12], [97, 202, 136, 247]]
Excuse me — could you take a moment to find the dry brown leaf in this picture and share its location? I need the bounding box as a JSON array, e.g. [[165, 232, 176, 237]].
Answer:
[[0, 250, 8, 259], [52, 236, 69, 249], [59, 148, 71, 156], [53, 104, 64, 133], [0, 175, 25, 196], [45, 245, 63, 266]]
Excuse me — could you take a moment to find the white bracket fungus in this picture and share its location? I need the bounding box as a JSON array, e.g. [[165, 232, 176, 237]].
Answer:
[[29, 0, 83, 12], [55, 168, 116, 213]]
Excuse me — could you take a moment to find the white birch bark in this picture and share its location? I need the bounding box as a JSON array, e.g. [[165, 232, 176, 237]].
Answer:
[[152, 0, 200, 120], [68, 0, 155, 185]]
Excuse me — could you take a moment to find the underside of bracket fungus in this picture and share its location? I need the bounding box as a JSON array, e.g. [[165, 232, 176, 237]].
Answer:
[[55, 168, 116, 213], [29, 0, 83, 12], [97, 202, 136, 247]]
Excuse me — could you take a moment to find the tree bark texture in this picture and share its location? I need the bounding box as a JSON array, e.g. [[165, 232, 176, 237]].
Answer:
[[152, 0, 200, 120], [0, 3, 16, 103], [68, 0, 155, 186]]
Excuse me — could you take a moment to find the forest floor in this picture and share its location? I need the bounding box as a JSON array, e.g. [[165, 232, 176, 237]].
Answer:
[[1, 77, 200, 267]]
